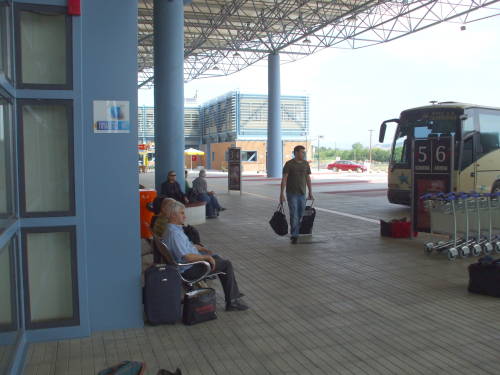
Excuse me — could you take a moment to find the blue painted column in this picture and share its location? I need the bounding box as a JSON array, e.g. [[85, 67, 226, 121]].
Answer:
[[154, 0, 185, 191], [267, 52, 282, 177]]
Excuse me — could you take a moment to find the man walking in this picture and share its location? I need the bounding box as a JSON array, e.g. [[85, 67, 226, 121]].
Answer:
[[279, 145, 314, 244]]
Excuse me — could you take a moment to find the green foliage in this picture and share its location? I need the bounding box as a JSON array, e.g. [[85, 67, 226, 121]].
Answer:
[[316, 144, 391, 162]]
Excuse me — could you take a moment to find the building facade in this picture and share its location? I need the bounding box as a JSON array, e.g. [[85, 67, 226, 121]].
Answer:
[[138, 91, 311, 172], [1, 2, 142, 373]]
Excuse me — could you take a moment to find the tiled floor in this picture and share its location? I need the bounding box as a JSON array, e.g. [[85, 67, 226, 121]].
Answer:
[[23, 173, 500, 374]]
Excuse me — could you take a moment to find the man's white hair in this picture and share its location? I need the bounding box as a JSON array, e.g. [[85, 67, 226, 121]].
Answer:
[[199, 169, 207, 177], [163, 199, 185, 221]]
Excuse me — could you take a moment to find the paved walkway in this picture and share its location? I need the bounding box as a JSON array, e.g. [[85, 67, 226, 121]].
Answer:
[[24, 172, 500, 374]]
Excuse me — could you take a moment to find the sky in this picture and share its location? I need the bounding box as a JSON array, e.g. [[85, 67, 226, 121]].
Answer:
[[138, 16, 500, 149]]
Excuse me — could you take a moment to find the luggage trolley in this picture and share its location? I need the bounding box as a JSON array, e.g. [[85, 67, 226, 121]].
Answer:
[[423, 193, 461, 260], [488, 192, 500, 252], [474, 193, 494, 255]]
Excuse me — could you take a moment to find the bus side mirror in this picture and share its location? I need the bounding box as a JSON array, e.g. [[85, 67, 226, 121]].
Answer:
[[379, 123, 387, 143]]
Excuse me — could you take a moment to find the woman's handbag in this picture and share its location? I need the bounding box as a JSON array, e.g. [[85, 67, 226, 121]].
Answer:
[[269, 203, 288, 236], [182, 288, 217, 325]]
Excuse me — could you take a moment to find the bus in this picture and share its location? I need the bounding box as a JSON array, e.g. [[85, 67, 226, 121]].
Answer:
[[379, 102, 500, 205]]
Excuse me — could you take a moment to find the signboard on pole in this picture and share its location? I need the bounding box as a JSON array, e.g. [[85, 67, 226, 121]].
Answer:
[[228, 147, 242, 192], [411, 136, 454, 233]]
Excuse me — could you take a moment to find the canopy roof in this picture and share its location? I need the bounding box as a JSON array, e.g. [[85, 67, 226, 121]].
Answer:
[[138, 0, 500, 87]]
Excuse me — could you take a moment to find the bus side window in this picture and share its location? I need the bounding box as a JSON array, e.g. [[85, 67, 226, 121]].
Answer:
[[461, 136, 474, 170], [478, 112, 500, 155]]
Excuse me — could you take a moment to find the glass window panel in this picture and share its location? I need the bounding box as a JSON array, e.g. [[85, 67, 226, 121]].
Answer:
[[0, 243, 13, 329], [0, 96, 13, 229], [19, 8, 68, 86], [21, 103, 73, 214], [26, 231, 74, 323], [0, 3, 13, 81], [0, 238, 17, 375]]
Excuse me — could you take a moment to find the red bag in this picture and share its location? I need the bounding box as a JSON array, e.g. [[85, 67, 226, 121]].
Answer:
[[380, 219, 417, 238]]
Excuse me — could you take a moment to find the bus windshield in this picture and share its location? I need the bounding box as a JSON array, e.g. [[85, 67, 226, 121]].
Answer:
[[391, 108, 462, 165], [401, 108, 461, 139]]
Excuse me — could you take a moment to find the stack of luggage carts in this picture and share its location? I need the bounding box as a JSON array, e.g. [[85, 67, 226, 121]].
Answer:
[[421, 191, 500, 260]]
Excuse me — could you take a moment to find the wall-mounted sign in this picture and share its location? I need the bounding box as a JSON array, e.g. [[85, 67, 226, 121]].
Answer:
[[93, 100, 130, 133]]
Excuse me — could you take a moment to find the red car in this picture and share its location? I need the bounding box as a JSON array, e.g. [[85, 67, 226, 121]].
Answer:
[[327, 160, 367, 172]]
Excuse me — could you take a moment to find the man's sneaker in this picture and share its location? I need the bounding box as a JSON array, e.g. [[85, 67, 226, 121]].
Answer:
[[291, 236, 298, 244], [226, 299, 249, 311]]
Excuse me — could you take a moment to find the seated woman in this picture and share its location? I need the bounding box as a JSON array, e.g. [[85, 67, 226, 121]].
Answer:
[[192, 169, 225, 218], [153, 199, 248, 311], [160, 170, 188, 204]]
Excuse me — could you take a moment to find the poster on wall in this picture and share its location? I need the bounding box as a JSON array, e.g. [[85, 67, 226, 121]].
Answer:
[[93, 100, 130, 133], [228, 147, 241, 191]]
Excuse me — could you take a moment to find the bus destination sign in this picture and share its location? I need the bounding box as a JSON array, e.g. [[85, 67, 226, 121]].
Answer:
[[413, 138, 452, 174]]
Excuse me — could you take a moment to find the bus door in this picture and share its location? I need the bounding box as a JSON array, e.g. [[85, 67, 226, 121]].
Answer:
[[458, 132, 478, 192]]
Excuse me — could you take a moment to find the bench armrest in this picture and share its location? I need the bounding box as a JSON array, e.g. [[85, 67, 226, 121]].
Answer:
[[177, 260, 212, 285]]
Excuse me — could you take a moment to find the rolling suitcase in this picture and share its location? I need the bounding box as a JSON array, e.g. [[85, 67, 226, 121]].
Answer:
[[299, 200, 316, 234], [143, 264, 182, 325]]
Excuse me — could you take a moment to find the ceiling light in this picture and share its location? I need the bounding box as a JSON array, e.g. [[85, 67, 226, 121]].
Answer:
[[233, 52, 241, 57], [303, 38, 311, 44], [213, 65, 220, 71]]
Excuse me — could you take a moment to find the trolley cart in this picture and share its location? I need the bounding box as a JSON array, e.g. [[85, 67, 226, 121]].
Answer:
[[465, 192, 483, 257], [488, 192, 500, 253], [423, 193, 461, 260], [475, 193, 493, 255]]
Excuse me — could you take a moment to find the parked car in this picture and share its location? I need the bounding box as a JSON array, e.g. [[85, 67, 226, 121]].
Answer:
[[327, 160, 367, 172]]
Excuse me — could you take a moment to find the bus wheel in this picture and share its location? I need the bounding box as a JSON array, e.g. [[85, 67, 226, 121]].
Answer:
[[492, 181, 500, 194]]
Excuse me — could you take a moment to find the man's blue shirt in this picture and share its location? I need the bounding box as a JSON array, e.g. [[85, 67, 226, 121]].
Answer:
[[163, 224, 200, 272]]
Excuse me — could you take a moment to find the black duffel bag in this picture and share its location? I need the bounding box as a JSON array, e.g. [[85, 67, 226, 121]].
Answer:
[[183, 288, 217, 325], [468, 256, 500, 297], [269, 203, 288, 236]]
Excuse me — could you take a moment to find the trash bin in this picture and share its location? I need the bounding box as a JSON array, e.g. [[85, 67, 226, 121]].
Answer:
[[139, 189, 157, 239]]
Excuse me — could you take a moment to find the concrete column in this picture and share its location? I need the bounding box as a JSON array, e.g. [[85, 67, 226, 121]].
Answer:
[[154, 0, 185, 191], [267, 52, 282, 178]]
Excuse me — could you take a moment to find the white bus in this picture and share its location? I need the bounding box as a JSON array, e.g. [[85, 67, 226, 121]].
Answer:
[[379, 102, 500, 205]]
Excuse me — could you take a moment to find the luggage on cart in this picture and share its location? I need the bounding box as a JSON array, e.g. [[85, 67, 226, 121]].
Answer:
[[468, 257, 500, 297], [143, 264, 182, 325], [299, 200, 316, 235]]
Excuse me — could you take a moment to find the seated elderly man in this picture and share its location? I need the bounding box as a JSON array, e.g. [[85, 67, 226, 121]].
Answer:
[[192, 169, 225, 218], [155, 199, 248, 311]]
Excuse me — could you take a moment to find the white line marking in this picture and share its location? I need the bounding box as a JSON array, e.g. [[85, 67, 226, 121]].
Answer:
[[244, 192, 379, 224]]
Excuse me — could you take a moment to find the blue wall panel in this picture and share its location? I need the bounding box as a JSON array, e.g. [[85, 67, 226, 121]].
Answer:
[[82, 0, 143, 332]]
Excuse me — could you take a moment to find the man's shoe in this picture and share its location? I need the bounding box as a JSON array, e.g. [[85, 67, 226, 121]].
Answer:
[[207, 215, 217, 219], [226, 299, 249, 311], [219, 207, 227, 211], [291, 236, 298, 244]]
